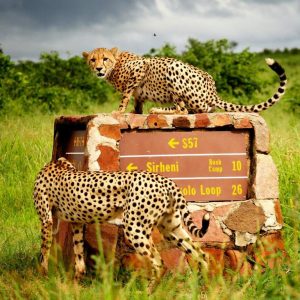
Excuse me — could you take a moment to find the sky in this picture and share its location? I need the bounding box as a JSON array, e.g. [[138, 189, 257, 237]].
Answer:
[[0, 0, 299, 61]]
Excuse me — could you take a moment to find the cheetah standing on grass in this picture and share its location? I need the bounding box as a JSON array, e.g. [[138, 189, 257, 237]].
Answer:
[[82, 47, 287, 114], [34, 158, 210, 289]]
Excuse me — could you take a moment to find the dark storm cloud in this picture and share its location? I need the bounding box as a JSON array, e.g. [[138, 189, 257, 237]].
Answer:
[[0, 0, 299, 61], [240, 0, 287, 3], [0, 0, 140, 28], [0, 0, 146, 59]]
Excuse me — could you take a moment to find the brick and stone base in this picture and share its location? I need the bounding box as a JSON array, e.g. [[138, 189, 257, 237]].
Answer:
[[51, 112, 286, 275]]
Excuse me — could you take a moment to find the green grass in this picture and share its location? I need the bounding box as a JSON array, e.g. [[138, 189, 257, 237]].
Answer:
[[1, 56, 300, 298], [0, 107, 299, 299]]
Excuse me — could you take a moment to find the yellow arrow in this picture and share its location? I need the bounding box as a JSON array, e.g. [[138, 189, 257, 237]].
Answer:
[[126, 163, 138, 171], [168, 138, 180, 149]]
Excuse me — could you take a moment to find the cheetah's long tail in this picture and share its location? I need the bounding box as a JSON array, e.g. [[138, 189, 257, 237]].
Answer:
[[173, 188, 210, 238], [215, 58, 287, 112]]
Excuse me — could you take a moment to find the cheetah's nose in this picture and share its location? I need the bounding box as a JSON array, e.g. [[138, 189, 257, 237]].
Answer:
[[96, 67, 103, 72]]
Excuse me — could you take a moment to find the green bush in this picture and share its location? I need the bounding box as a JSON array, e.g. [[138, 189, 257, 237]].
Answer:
[[0, 51, 115, 114]]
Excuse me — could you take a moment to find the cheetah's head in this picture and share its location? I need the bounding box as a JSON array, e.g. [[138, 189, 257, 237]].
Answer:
[[82, 47, 120, 78]]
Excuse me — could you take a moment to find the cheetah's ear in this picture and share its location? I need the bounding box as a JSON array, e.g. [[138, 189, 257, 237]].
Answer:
[[110, 47, 120, 58], [82, 51, 89, 59]]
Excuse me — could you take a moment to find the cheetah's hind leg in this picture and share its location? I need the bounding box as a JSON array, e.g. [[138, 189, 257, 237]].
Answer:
[[71, 223, 86, 281], [158, 214, 209, 274], [123, 225, 164, 293], [39, 210, 54, 276]]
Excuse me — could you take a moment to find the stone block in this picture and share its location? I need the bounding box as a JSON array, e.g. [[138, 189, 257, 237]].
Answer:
[[121, 253, 151, 274], [203, 247, 225, 275], [252, 154, 279, 199], [172, 116, 191, 128], [86, 115, 119, 171], [52, 220, 74, 269], [234, 231, 257, 247], [99, 124, 121, 140], [85, 223, 119, 261], [250, 232, 286, 269], [233, 117, 253, 129], [225, 250, 252, 276], [160, 248, 188, 272], [97, 145, 119, 171], [195, 114, 210, 127], [274, 199, 284, 225], [224, 201, 266, 234], [209, 114, 232, 127], [250, 115, 270, 153], [255, 199, 283, 231], [85, 223, 118, 252], [146, 114, 169, 128], [111, 112, 129, 129], [190, 206, 232, 244], [122, 249, 188, 274], [126, 113, 147, 129]]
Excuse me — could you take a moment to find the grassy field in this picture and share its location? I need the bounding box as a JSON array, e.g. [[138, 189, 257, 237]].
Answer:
[[0, 55, 300, 299]]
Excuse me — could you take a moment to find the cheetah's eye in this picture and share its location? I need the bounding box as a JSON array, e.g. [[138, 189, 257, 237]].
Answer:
[[103, 57, 109, 62], [90, 58, 96, 62]]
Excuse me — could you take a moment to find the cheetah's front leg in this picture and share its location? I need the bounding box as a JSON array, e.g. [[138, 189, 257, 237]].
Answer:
[[118, 59, 149, 113], [71, 223, 86, 281], [118, 92, 132, 113], [132, 97, 144, 114]]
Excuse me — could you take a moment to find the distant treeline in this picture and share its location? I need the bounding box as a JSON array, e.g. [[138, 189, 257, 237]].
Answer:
[[261, 48, 300, 55], [0, 39, 298, 115]]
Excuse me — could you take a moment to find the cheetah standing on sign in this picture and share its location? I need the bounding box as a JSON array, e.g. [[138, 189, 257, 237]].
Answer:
[[82, 47, 287, 114], [34, 158, 210, 288]]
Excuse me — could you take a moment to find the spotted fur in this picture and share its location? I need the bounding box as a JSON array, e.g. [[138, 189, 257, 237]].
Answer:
[[82, 48, 287, 114], [34, 158, 210, 288]]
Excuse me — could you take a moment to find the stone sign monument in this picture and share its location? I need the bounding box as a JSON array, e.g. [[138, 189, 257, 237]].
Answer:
[[51, 112, 285, 274]]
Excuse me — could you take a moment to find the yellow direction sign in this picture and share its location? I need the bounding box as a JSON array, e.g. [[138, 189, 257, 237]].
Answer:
[[126, 163, 138, 171], [168, 138, 180, 149]]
